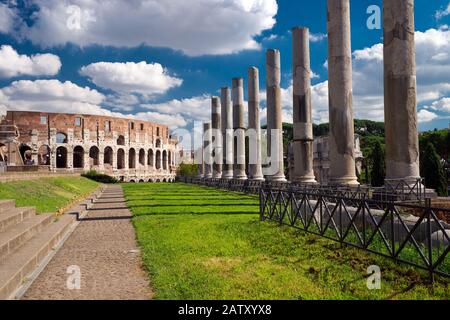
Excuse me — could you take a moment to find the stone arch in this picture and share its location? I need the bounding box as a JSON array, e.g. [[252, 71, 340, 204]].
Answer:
[[156, 150, 161, 170], [117, 135, 125, 146], [56, 132, 68, 144], [163, 150, 168, 170], [104, 147, 113, 165], [38, 145, 50, 165], [139, 179, 145, 183], [89, 146, 100, 166], [56, 146, 67, 168], [130, 179, 136, 183], [117, 149, 125, 169], [163, 178, 167, 183], [129, 148, 136, 169], [139, 149, 145, 167], [148, 149, 154, 168], [73, 146, 84, 168], [19, 144, 32, 164]]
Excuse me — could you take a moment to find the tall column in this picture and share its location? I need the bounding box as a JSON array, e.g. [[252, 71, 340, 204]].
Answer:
[[383, 0, 420, 183], [221, 87, 234, 179], [211, 96, 223, 178], [203, 122, 213, 179], [327, 0, 359, 185], [266, 49, 286, 182], [292, 27, 317, 184], [248, 67, 264, 181], [232, 78, 247, 180]]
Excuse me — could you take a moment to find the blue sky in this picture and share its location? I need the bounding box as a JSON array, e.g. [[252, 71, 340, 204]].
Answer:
[[1, 0, 450, 135]]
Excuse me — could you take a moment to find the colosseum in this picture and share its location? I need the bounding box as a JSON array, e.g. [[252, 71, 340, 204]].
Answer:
[[0, 111, 179, 182]]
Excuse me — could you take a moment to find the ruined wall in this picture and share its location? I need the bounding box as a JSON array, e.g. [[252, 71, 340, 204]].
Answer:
[[0, 111, 178, 182]]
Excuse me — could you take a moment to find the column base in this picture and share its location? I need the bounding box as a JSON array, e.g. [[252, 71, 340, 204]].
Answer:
[[213, 173, 223, 179], [292, 175, 317, 184], [249, 176, 265, 181], [266, 174, 287, 183], [329, 176, 360, 186], [233, 175, 248, 180], [204, 174, 213, 179]]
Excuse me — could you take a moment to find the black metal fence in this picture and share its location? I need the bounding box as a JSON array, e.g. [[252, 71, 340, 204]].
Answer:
[[260, 187, 450, 280]]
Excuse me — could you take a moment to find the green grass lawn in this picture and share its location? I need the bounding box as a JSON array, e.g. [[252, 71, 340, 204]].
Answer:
[[0, 176, 99, 213], [124, 182, 450, 300]]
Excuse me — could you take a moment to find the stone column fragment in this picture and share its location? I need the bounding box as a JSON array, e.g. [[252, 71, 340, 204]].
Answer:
[[383, 0, 420, 183], [221, 87, 234, 179], [248, 67, 264, 181], [232, 78, 247, 180], [292, 27, 317, 184], [211, 96, 223, 178], [203, 122, 213, 179], [327, 0, 359, 185], [266, 49, 286, 182]]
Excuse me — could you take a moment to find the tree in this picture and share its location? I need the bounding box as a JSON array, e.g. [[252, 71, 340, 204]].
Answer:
[[421, 142, 448, 197], [370, 141, 385, 187], [177, 162, 198, 178]]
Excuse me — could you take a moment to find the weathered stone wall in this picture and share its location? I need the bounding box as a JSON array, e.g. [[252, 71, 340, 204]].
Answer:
[[0, 111, 178, 182]]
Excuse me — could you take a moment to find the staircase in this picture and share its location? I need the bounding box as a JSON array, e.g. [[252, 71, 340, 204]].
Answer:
[[0, 200, 74, 299]]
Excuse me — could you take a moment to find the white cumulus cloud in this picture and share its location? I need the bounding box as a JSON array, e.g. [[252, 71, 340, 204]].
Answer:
[[80, 61, 182, 97], [0, 45, 61, 78], [14, 0, 277, 56], [436, 3, 450, 20]]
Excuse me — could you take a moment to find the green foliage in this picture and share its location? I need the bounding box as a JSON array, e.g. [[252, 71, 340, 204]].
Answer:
[[82, 170, 118, 184], [123, 183, 449, 300], [420, 143, 448, 197], [176, 162, 198, 178], [0, 176, 99, 213], [370, 141, 386, 187]]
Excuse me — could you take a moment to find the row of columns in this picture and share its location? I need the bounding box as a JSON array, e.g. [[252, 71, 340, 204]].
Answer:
[[199, 0, 420, 186]]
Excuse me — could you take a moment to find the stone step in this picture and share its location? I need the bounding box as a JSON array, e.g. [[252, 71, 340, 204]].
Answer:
[[0, 208, 36, 233], [0, 200, 17, 214], [0, 215, 52, 263], [0, 214, 74, 300]]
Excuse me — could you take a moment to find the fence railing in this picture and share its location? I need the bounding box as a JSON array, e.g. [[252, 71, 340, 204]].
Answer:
[[260, 187, 450, 280]]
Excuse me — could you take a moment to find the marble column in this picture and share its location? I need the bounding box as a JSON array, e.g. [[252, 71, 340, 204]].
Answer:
[[203, 122, 213, 179], [266, 49, 286, 182], [221, 87, 234, 179], [211, 96, 223, 178], [232, 78, 247, 180], [327, 0, 359, 185], [292, 27, 317, 184], [248, 67, 265, 181], [383, 0, 420, 183]]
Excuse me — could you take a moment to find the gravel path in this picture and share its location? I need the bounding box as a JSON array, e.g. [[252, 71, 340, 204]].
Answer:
[[22, 185, 153, 300]]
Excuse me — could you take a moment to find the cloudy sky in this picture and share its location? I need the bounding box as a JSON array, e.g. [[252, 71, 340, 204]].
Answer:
[[1, 0, 450, 137]]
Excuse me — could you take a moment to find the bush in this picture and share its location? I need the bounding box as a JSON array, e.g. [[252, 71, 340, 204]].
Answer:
[[82, 170, 118, 184], [420, 143, 448, 197], [177, 162, 198, 178]]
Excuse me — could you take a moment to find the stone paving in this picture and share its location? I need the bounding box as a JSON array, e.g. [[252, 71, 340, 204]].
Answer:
[[22, 185, 152, 300]]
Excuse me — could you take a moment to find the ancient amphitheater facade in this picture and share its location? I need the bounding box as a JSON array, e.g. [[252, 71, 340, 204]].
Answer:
[[0, 111, 178, 182]]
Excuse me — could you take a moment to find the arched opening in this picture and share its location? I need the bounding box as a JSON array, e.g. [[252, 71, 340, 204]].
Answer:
[[163, 178, 167, 183], [168, 151, 172, 167], [148, 149, 154, 168], [38, 145, 50, 165], [139, 179, 144, 183], [163, 150, 168, 170], [73, 146, 84, 168], [129, 148, 136, 169], [156, 139, 161, 148], [56, 147, 67, 168], [56, 132, 68, 144], [104, 147, 113, 166], [156, 150, 161, 170], [89, 146, 100, 167], [139, 149, 145, 167], [19, 144, 32, 165], [117, 135, 125, 146], [117, 149, 125, 169], [0, 143, 6, 163]]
